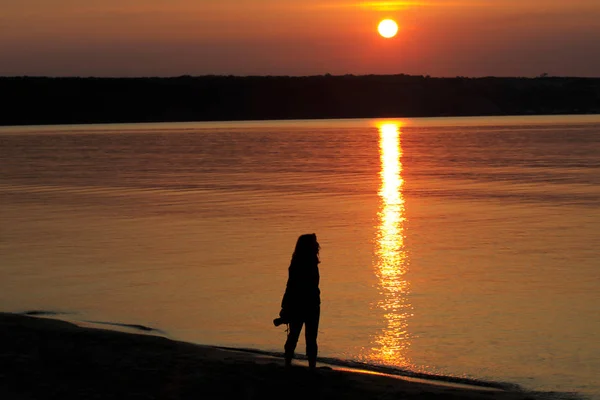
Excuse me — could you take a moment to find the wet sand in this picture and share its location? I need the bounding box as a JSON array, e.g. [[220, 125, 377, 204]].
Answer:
[[0, 312, 563, 399]]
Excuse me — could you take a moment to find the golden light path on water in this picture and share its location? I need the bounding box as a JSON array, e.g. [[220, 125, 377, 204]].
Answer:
[[370, 121, 412, 366]]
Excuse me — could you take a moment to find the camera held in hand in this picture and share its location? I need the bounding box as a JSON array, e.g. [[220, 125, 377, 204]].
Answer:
[[273, 309, 290, 327]]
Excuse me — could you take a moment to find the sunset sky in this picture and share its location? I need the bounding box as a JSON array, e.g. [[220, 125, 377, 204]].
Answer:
[[2, 0, 599, 77]]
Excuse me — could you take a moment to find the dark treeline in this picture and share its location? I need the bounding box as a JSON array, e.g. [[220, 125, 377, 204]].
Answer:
[[1, 75, 600, 126]]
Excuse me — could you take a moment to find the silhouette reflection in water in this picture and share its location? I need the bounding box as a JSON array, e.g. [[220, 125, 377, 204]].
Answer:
[[370, 122, 412, 366], [274, 233, 321, 369]]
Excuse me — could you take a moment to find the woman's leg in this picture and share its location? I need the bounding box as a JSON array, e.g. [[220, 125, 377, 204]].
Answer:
[[304, 307, 320, 369], [284, 320, 303, 366]]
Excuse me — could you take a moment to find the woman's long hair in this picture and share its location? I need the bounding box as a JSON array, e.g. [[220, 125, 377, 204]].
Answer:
[[290, 233, 320, 267]]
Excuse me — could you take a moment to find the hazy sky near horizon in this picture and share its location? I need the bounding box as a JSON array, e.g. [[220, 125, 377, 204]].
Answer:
[[1, 0, 599, 77]]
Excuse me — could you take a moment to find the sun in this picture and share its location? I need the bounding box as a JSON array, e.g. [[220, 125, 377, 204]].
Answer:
[[378, 19, 398, 39]]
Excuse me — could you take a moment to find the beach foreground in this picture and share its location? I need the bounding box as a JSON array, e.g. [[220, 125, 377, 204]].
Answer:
[[0, 313, 562, 400]]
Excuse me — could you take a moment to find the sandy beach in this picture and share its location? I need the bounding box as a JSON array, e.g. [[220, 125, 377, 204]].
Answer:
[[0, 312, 571, 400]]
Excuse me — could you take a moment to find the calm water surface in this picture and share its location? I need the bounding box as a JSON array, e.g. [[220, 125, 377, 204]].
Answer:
[[1, 115, 599, 398]]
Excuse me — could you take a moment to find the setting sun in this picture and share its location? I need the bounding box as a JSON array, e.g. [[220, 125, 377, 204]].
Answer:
[[378, 19, 398, 38]]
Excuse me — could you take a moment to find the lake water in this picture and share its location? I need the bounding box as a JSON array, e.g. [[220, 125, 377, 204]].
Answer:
[[1, 115, 599, 398]]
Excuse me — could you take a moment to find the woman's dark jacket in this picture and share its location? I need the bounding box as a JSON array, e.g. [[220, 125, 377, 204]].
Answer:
[[280, 256, 320, 319]]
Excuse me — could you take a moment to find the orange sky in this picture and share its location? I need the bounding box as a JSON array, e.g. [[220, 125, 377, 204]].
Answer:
[[1, 0, 599, 77]]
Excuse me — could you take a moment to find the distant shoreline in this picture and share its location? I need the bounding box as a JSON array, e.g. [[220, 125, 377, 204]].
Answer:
[[2, 75, 600, 127]]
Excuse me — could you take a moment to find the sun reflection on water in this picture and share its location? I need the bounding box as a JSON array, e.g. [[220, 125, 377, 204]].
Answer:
[[370, 121, 412, 366]]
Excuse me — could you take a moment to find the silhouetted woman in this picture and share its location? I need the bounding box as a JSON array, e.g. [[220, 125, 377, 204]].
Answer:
[[278, 233, 321, 369]]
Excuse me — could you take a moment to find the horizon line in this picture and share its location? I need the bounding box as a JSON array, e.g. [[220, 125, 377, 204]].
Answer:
[[1, 73, 599, 79]]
